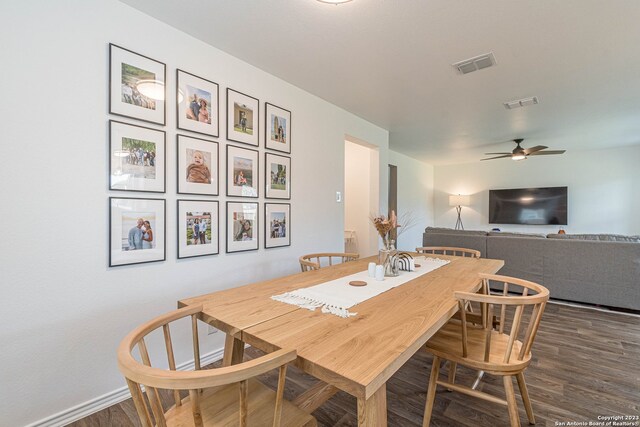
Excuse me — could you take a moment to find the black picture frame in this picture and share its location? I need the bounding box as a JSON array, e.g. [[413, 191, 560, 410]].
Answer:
[[265, 152, 291, 200], [265, 203, 291, 249], [109, 197, 166, 267], [226, 145, 259, 198], [265, 102, 291, 153], [176, 69, 220, 138], [109, 120, 166, 193], [226, 88, 259, 147], [177, 200, 219, 259], [226, 201, 259, 253], [176, 134, 219, 196], [109, 44, 166, 126]]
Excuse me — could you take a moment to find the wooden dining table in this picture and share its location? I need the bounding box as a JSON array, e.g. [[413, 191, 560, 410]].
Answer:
[[178, 254, 504, 426]]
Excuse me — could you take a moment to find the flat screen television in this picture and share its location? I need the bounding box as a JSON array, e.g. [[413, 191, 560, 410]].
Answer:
[[489, 187, 567, 225]]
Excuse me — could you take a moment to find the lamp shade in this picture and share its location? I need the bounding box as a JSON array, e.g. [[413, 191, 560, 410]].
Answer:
[[449, 195, 470, 207]]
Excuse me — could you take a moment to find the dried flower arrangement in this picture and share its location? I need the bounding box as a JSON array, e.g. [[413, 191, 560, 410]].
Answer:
[[370, 210, 416, 250]]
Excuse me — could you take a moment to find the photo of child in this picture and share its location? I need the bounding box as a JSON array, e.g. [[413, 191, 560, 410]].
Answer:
[[186, 149, 212, 184], [234, 103, 254, 135], [233, 157, 253, 187]]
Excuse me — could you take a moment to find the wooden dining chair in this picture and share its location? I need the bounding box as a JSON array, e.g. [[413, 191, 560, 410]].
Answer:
[[422, 273, 549, 427], [416, 246, 481, 258], [299, 252, 359, 272], [117, 304, 317, 427]]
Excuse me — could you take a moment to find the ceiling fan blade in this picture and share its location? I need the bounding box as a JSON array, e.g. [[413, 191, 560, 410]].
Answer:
[[527, 150, 566, 156], [481, 154, 512, 161], [524, 145, 548, 155], [483, 152, 511, 155]]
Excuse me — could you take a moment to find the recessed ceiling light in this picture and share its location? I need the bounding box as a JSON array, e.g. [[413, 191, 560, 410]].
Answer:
[[316, 0, 353, 4]]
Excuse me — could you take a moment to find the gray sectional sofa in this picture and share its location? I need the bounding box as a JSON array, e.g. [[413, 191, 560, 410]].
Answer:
[[422, 227, 640, 311]]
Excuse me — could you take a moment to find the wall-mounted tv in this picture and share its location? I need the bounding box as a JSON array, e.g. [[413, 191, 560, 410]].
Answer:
[[489, 187, 568, 225]]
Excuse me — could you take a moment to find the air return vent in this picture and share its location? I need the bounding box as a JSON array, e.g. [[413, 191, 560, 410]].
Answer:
[[452, 52, 497, 75], [503, 96, 539, 110]]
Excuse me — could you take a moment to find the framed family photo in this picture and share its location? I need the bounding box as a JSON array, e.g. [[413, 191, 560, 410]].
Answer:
[[177, 200, 219, 259], [109, 120, 166, 193], [176, 69, 219, 137], [227, 88, 259, 146], [226, 145, 259, 198], [265, 153, 290, 199], [265, 203, 290, 249], [109, 197, 166, 267], [265, 102, 291, 153], [177, 135, 218, 196], [109, 44, 166, 125], [226, 202, 259, 253]]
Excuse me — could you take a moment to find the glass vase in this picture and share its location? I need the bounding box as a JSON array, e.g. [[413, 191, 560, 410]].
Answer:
[[378, 240, 399, 277]]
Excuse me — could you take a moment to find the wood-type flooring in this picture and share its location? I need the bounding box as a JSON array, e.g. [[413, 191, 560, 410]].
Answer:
[[69, 302, 640, 426]]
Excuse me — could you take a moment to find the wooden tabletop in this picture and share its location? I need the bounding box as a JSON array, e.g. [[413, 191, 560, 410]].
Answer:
[[242, 255, 504, 400], [179, 254, 504, 401]]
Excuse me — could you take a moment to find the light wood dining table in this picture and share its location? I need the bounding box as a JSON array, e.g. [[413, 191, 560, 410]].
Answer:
[[178, 254, 504, 426]]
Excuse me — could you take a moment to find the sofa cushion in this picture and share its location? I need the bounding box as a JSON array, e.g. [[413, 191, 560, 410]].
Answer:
[[486, 237, 546, 285], [422, 233, 487, 257], [542, 239, 640, 309], [488, 231, 546, 238], [546, 233, 640, 242], [424, 227, 488, 236]]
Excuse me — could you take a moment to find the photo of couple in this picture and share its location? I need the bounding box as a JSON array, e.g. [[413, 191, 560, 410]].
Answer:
[[269, 213, 286, 238], [186, 212, 212, 246], [123, 214, 155, 251], [185, 85, 212, 125], [270, 114, 287, 144], [121, 63, 157, 111]]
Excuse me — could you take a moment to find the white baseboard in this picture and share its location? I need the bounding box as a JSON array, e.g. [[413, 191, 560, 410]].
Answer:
[[25, 347, 225, 427]]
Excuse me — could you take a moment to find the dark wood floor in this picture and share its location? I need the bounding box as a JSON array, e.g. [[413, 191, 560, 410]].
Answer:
[[70, 302, 640, 426]]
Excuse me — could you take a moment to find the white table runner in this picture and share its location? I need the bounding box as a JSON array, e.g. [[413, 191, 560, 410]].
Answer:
[[271, 257, 450, 318]]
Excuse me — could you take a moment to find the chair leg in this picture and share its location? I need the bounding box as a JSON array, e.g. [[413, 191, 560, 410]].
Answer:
[[516, 372, 535, 425], [422, 356, 441, 427], [471, 370, 485, 390], [447, 362, 457, 391], [503, 375, 521, 427]]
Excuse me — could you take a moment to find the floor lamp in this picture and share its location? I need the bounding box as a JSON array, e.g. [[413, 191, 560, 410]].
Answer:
[[449, 195, 470, 230]]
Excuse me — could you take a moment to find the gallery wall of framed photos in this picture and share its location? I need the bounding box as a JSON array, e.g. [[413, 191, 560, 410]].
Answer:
[[107, 42, 293, 266]]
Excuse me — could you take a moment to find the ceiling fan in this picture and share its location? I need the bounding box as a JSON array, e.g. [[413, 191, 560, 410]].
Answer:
[[481, 139, 566, 161]]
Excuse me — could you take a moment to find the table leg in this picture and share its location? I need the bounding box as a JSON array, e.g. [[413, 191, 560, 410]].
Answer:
[[357, 384, 387, 427], [222, 333, 244, 366]]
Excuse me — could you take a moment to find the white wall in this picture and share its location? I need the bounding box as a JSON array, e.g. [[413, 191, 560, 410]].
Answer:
[[344, 141, 380, 257], [0, 1, 389, 425], [388, 151, 435, 250], [433, 145, 640, 235]]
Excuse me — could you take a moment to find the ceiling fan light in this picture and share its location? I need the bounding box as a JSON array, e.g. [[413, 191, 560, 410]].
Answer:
[[512, 154, 526, 161]]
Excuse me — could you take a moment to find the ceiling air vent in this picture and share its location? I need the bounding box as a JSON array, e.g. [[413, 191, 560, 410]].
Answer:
[[503, 96, 539, 110], [452, 52, 497, 75]]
